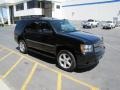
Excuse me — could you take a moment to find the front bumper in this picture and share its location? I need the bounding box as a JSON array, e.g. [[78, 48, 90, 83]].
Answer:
[[103, 26, 112, 29], [75, 47, 105, 68]]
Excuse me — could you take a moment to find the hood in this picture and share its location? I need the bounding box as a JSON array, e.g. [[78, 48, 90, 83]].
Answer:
[[65, 31, 101, 44]]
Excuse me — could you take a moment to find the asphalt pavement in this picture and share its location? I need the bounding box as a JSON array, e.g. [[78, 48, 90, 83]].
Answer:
[[0, 25, 120, 90]]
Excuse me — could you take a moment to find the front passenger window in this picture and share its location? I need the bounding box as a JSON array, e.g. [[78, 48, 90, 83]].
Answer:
[[25, 22, 42, 34]]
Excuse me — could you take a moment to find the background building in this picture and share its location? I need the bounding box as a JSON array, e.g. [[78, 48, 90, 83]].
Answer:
[[0, 0, 64, 25], [62, 0, 120, 21]]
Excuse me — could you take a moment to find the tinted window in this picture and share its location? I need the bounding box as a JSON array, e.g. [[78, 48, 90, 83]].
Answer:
[[27, 1, 34, 9], [51, 20, 76, 33], [40, 21, 53, 33], [56, 5, 60, 9], [106, 21, 112, 23], [16, 3, 24, 11], [88, 19, 94, 22], [27, 1, 41, 9], [25, 22, 42, 33]]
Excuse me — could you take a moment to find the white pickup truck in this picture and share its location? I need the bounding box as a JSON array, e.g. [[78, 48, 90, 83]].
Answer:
[[102, 21, 116, 29], [82, 19, 99, 28]]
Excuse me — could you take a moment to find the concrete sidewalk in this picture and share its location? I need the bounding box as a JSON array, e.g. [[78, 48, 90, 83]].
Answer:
[[0, 80, 10, 90]]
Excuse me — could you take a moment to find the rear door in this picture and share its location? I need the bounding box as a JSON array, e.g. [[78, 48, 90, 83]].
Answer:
[[24, 21, 43, 50]]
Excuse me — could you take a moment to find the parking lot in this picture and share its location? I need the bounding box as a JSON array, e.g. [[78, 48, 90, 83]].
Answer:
[[0, 25, 120, 90]]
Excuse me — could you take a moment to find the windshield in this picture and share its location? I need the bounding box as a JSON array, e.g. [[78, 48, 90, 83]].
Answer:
[[106, 21, 112, 23], [51, 20, 76, 33], [88, 19, 94, 22]]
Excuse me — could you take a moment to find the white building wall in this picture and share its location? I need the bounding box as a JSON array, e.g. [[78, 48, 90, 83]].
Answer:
[[14, 8, 43, 17], [13, 1, 63, 19], [0, 0, 64, 25], [62, 1, 120, 21], [52, 3, 63, 19], [14, 1, 42, 17]]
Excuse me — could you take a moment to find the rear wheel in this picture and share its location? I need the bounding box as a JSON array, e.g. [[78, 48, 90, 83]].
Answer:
[[19, 40, 27, 54], [57, 50, 76, 72], [83, 25, 86, 28]]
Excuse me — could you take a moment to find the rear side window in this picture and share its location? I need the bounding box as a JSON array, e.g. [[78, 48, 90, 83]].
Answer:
[[25, 21, 53, 33], [25, 22, 42, 34]]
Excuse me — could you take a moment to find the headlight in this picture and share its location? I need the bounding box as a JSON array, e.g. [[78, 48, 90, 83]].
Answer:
[[80, 44, 93, 54]]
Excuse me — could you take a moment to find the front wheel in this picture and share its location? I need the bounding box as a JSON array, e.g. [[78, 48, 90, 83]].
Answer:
[[19, 40, 27, 54], [57, 50, 76, 72]]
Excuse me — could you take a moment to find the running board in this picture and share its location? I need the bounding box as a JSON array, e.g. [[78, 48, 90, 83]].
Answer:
[[28, 48, 56, 59]]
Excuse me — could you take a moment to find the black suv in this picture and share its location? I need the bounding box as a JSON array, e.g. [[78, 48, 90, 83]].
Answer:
[[14, 18, 105, 72]]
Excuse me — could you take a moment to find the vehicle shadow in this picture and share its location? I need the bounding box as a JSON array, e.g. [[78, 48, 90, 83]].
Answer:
[[16, 47, 98, 73]]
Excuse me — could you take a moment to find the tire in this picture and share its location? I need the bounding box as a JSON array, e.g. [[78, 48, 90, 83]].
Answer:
[[91, 24, 94, 28], [19, 40, 27, 54], [83, 25, 86, 28], [57, 50, 76, 72]]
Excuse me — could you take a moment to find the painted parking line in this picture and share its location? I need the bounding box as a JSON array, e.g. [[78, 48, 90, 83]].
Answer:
[[0, 44, 99, 90], [57, 72, 62, 90], [0, 48, 4, 52], [25, 55, 100, 90], [21, 63, 37, 90], [62, 74, 99, 90], [0, 57, 23, 80], [0, 52, 13, 62]]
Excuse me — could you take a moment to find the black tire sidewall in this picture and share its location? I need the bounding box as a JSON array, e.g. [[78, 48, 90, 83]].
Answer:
[[19, 40, 27, 54], [57, 50, 76, 72]]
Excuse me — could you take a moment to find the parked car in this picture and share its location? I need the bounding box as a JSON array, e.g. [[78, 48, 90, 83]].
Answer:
[[102, 21, 116, 29], [14, 18, 105, 72], [82, 19, 99, 28]]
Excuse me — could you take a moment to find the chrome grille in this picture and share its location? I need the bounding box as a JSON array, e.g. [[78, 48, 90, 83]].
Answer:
[[94, 41, 104, 53]]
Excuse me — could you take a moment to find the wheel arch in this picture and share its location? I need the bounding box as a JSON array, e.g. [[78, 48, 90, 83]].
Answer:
[[18, 36, 25, 43], [56, 45, 77, 59]]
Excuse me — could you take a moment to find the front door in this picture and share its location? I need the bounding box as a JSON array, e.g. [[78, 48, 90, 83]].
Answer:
[[40, 21, 56, 54]]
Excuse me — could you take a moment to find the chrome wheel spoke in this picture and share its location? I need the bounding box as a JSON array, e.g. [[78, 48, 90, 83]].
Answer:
[[59, 53, 72, 69], [19, 42, 25, 52], [63, 62, 67, 68], [66, 61, 71, 67], [63, 54, 67, 59], [59, 57, 65, 62], [66, 57, 71, 61]]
